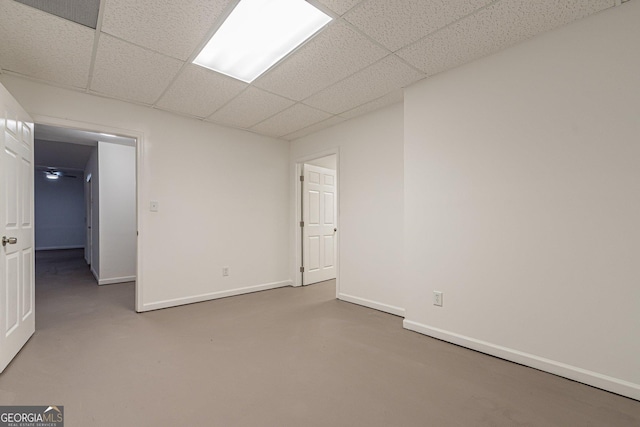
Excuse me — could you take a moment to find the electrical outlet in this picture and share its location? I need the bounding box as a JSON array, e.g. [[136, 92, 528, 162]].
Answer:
[[222, 267, 229, 277], [433, 291, 443, 307]]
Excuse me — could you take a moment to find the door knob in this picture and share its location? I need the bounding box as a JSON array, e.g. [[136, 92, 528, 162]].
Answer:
[[334, 228, 337, 232], [2, 236, 17, 247]]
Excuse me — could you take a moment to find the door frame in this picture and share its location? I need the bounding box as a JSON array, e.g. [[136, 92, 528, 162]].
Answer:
[[293, 148, 340, 296], [85, 174, 92, 265], [31, 114, 145, 312]]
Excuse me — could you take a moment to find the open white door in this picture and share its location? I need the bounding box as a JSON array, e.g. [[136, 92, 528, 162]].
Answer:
[[302, 164, 337, 285], [0, 83, 35, 372]]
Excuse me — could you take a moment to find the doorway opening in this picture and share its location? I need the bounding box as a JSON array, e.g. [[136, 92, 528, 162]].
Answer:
[[33, 122, 138, 307], [295, 151, 339, 294]]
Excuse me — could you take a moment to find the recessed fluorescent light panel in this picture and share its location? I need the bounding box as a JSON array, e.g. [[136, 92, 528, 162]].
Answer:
[[193, 0, 332, 83]]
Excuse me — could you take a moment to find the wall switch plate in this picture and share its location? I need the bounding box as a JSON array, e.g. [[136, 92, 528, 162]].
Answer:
[[222, 267, 229, 277], [150, 201, 159, 212], [433, 291, 443, 307]]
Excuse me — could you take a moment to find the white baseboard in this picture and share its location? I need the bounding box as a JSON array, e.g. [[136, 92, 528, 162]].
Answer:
[[36, 245, 84, 251], [339, 293, 405, 317], [140, 280, 293, 312], [403, 320, 640, 401], [98, 275, 136, 285]]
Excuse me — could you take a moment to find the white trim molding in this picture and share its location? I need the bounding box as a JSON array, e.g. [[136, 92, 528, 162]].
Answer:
[[140, 280, 293, 312], [339, 293, 405, 317], [30, 113, 146, 312], [98, 276, 136, 286], [403, 320, 640, 401]]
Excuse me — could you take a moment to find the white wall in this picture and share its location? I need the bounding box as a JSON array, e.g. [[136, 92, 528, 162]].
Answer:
[[97, 141, 136, 284], [403, 2, 640, 400], [291, 104, 405, 316], [34, 168, 85, 250], [0, 75, 291, 311]]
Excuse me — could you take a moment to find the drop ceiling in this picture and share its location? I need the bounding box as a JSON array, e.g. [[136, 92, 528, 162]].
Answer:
[[35, 139, 94, 171], [0, 0, 623, 140], [34, 123, 136, 171]]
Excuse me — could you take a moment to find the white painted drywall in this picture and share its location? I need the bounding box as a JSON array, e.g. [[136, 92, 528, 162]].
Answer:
[[403, 2, 640, 399], [0, 75, 291, 310], [291, 103, 405, 316], [84, 147, 98, 274], [97, 141, 136, 284], [34, 168, 85, 250]]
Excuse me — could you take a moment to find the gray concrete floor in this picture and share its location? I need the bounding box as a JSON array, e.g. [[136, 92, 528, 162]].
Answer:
[[0, 249, 638, 426]]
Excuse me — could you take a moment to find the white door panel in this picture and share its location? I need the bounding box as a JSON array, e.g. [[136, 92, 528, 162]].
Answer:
[[302, 164, 337, 285], [324, 192, 334, 223], [309, 237, 320, 270], [22, 249, 33, 320], [1, 83, 35, 373], [324, 236, 334, 268]]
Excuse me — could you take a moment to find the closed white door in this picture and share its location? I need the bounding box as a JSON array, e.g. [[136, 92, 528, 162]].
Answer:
[[302, 164, 337, 285], [0, 83, 35, 373]]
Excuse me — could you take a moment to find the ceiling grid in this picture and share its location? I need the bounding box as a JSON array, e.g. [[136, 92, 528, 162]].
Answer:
[[0, 0, 621, 139]]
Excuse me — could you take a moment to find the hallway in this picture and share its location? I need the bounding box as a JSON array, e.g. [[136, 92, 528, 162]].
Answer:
[[34, 249, 135, 326], [0, 250, 638, 426]]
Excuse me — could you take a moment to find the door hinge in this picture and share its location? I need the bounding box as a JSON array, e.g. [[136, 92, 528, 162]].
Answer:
[[299, 221, 304, 227], [300, 266, 304, 273], [300, 175, 304, 182]]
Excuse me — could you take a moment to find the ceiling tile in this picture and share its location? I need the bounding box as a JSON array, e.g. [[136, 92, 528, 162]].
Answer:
[[2, 0, 616, 142], [315, 0, 363, 16], [254, 21, 388, 101], [397, 0, 615, 76], [156, 64, 246, 118], [345, 0, 494, 52], [339, 89, 403, 119], [0, 0, 94, 88], [250, 104, 332, 138], [207, 87, 294, 129], [303, 55, 423, 114], [282, 116, 346, 140], [91, 34, 183, 105], [101, 0, 231, 60], [15, 0, 100, 29]]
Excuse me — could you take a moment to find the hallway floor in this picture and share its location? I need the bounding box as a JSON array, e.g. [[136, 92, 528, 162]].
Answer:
[[0, 250, 638, 426]]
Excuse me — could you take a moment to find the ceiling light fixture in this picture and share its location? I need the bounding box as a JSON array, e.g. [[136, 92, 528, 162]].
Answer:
[[45, 171, 60, 180], [193, 0, 332, 83]]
